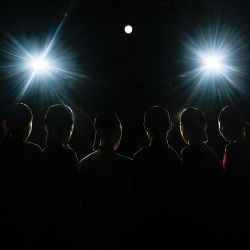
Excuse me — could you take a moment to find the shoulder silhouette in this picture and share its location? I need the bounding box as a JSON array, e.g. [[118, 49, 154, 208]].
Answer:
[[40, 104, 79, 249], [180, 107, 220, 172], [79, 112, 132, 249], [180, 107, 222, 247], [133, 105, 182, 248], [134, 105, 182, 184]]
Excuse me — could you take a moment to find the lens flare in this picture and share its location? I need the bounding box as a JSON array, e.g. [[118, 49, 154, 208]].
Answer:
[[180, 23, 249, 105], [0, 2, 84, 100]]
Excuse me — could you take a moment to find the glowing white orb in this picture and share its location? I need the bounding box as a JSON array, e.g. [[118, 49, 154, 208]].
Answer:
[[124, 25, 133, 34]]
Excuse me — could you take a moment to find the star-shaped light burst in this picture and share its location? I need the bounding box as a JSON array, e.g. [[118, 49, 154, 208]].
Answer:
[[180, 23, 248, 105], [1, 5, 84, 100], [1, 33, 84, 100], [30, 56, 51, 74]]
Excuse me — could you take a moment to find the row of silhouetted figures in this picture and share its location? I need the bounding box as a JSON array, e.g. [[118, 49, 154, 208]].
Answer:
[[0, 103, 250, 249]]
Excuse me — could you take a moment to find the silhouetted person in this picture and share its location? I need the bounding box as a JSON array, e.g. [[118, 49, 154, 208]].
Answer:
[[218, 105, 250, 246], [40, 104, 80, 249], [79, 112, 132, 250], [218, 105, 250, 172], [180, 107, 221, 248], [133, 106, 182, 248], [0, 103, 41, 249]]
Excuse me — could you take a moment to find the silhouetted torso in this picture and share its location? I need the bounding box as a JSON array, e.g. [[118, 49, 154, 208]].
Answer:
[[42, 145, 79, 205], [223, 141, 250, 207], [181, 143, 222, 247], [0, 139, 41, 249], [223, 141, 250, 247], [181, 143, 221, 207], [79, 147, 132, 249], [0, 140, 41, 191], [223, 141, 250, 174], [133, 139, 182, 248], [181, 143, 220, 186], [40, 144, 80, 249], [134, 139, 182, 211]]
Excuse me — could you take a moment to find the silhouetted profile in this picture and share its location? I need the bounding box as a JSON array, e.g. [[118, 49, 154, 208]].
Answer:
[[0, 103, 41, 249], [180, 107, 221, 247], [79, 112, 132, 250], [133, 105, 182, 248], [218, 105, 250, 246], [40, 104, 80, 249]]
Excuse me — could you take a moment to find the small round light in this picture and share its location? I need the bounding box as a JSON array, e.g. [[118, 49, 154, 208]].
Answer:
[[124, 25, 133, 34]]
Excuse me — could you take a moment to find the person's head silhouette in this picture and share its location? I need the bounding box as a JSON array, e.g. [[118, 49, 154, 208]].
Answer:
[[180, 107, 207, 145], [9, 103, 33, 142], [143, 105, 172, 142], [44, 104, 74, 147], [218, 105, 246, 143], [93, 112, 122, 151]]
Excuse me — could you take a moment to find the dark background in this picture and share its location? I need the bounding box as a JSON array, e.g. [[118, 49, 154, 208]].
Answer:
[[0, 0, 250, 159]]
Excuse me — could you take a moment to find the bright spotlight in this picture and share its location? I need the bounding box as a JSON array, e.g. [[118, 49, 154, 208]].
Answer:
[[203, 55, 223, 72], [124, 25, 133, 34], [22, 52, 57, 81], [180, 24, 249, 105], [31, 57, 50, 73], [200, 52, 225, 74], [27, 54, 56, 76], [2, 35, 84, 99], [182, 27, 244, 87], [2, 8, 84, 100]]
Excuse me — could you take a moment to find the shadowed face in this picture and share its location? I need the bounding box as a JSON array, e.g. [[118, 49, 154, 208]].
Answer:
[[100, 124, 122, 151]]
